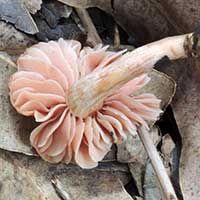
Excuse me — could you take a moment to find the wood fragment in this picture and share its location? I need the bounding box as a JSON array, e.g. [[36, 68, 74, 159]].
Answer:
[[138, 126, 178, 200], [114, 24, 120, 48], [52, 176, 72, 200], [75, 8, 102, 46]]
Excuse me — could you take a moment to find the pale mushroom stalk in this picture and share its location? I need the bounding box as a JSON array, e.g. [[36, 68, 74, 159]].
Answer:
[[68, 33, 196, 118]]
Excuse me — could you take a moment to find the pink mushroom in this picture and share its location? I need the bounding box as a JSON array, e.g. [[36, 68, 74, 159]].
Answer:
[[8, 39, 161, 168]]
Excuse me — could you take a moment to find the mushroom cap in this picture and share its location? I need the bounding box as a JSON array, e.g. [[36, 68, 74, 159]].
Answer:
[[9, 39, 161, 168]]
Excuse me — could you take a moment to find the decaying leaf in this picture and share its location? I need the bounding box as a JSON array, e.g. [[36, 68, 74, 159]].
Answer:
[[0, 21, 36, 55], [117, 126, 161, 164], [0, 149, 132, 200], [60, 0, 176, 45], [156, 56, 199, 199], [125, 126, 160, 197], [161, 134, 175, 171], [137, 70, 176, 111], [57, 0, 111, 9], [117, 70, 176, 163], [23, 0, 42, 14], [152, 0, 200, 33], [0, 0, 38, 34], [143, 162, 163, 200], [0, 53, 36, 155], [0, 150, 53, 200], [172, 69, 200, 200]]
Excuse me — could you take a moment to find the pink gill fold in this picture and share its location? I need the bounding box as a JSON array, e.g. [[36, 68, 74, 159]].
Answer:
[[9, 38, 162, 168]]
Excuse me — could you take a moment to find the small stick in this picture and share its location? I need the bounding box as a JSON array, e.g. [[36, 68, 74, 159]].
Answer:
[[75, 8, 102, 46], [51, 176, 72, 200], [138, 126, 177, 200], [113, 23, 120, 48]]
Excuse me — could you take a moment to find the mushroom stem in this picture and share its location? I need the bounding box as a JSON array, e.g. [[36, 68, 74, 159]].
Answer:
[[68, 33, 196, 118], [138, 126, 177, 200]]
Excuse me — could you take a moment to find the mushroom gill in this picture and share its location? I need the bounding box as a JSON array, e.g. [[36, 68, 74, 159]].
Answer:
[[8, 39, 161, 168]]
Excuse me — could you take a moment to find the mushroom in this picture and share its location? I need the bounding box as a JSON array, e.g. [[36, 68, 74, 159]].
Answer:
[[8, 31, 199, 199], [8, 38, 162, 168]]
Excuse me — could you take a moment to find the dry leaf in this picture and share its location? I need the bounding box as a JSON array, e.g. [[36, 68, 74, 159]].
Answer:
[[0, 53, 36, 155], [126, 126, 160, 197], [23, 0, 42, 14], [117, 70, 176, 163], [0, 151, 53, 200], [117, 126, 161, 163], [0, 21, 36, 55], [0, 0, 38, 34], [59, 0, 200, 44], [152, 0, 200, 33], [57, 0, 111, 9], [171, 63, 200, 200], [0, 149, 132, 200], [143, 162, 163, 200], [156, 56, 199, 199], [60, 0, 176, 45]]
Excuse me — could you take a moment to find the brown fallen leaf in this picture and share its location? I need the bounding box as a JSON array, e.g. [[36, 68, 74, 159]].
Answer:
[[171, 61, 200, 200], [23, 0, 42, 14], [59, 0, 200, 45], [57, 0, 111, 9], [117, 70, 176, 163], [126, 126, 161, 196], [0, 149, 133, 200], [143, 161, 163, 200], [117, 126, 161, 164], [0, 0, 38, 34], [60, 0, 176, 45], [0, 52, 37, 155], [0, 21, 36, 55], [152, 0, 200, 33], [156, 56, 200, 199], [0, 150, 54, 200]]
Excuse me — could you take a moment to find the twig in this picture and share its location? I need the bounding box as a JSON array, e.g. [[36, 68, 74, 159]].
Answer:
[[51, 176, 72, 200], [113, 23, 120, 48], [108, 44, 135, 51], [138, 126, 177, 200], [0, 52, 17, 67], [75, 8, 102, 46]]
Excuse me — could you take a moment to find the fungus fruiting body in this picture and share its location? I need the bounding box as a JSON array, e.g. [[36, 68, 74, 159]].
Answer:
[[9, 39, 161, 168]]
